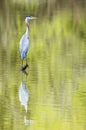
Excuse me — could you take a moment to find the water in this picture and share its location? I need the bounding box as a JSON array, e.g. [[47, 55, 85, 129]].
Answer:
[[0, 0, 86, 130]]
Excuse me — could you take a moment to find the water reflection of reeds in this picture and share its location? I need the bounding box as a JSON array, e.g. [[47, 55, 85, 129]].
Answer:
[[0, 0, 86, 129]]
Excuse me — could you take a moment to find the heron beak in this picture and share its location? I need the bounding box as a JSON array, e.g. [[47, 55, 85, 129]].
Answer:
[[25, 16, 37, 22], [31, 17, 37, 20]]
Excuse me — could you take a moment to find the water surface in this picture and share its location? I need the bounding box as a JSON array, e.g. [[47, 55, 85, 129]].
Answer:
[[0, 0, 86, 130]]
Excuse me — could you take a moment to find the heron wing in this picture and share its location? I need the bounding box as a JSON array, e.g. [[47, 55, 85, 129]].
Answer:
[[20, 34, 29, 59]]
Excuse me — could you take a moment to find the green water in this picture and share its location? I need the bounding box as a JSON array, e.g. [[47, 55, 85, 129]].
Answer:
[[0, 0, 86, 130]]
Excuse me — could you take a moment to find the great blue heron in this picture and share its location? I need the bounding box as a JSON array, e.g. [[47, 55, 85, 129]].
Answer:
[[19, 16, 36, 68]]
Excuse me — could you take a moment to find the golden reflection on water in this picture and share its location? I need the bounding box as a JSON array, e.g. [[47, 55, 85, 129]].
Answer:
[[0, 0, 86, 130]]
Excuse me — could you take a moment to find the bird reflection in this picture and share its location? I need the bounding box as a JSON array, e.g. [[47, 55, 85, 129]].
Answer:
[[22, 70, 28, 76], [24, 116, 33, 125], [19, 57, 33, 125], [19, 81, 29, 112]]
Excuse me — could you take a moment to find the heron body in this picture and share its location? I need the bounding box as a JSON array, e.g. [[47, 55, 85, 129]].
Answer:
[[20, 32, 29, 60]]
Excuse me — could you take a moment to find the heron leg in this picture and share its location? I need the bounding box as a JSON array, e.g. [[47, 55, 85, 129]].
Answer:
[[26, 55, 27, 65], [22, 60, 23, 66]]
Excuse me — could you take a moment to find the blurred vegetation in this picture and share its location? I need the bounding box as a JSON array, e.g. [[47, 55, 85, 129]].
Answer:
[[0, 0, 86, 130]]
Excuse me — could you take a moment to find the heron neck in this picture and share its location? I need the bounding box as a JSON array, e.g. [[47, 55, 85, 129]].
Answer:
[[26, 23, 29, 35]]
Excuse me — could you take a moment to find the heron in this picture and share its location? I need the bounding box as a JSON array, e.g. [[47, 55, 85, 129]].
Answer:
[[19, 16, 36, 68]]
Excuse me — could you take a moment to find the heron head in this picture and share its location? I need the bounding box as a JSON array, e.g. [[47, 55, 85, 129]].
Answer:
[[25, 16, 37, 23]]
